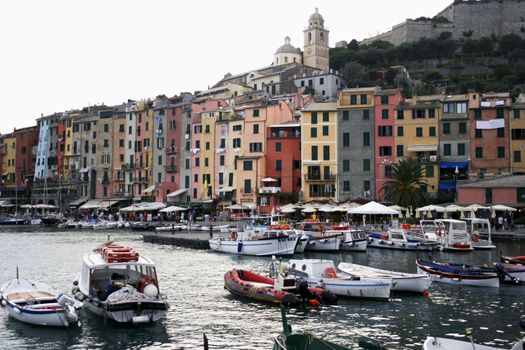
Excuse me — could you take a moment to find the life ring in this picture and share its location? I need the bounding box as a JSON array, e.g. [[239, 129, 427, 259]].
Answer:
[[471, 231, 480, 242], [435, 228, 442, 237], [231, 231, 238, 241]]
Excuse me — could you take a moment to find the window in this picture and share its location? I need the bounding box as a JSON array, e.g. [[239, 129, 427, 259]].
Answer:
[[360, 94, 367, 104], [233, 125, 242, 131], [474, 109, 482, 120], [293, 160, 300, 170], [475, 147, 483, 159], [378, 126, 392, 137], [475, 129, 482, 138], [496, 109, 504, 119], [343, 159, 350, 172], [253, 109, 260, 117], [350, 95, 357, 105], [276, 160, 282, 171], [363, 159, 370, 171], [342, 110, 349, 120], [220, 138, 226, 148], [443, 123, 450, 135], [322, 126, 329, 136], [413, 109, 425, 119], [364, 180, 371, 191], [379, 146, 392, 156], [244, 179, 252, 193], [416, 127, 423, 137], [253, 124, 259, 134], [397, 145, 404, 157], [486, 188, 493, 204], [385, 165, 393, 178], [381, 95, 389, 104], [343, 133, 350, 147], [218, 172, 223, 185], [512, 129, 525, 140], [119, 139, 124, 147], [458, 143, 466, 156], [343, 181, 350, 192], [497, 146, 505, 158], [363, 132, 370, 146], [310, 127, 317, 138], [514, 150, 521, 163], [195, 157, 200, 167], [311, 146, 318, 160], [429, 127, 436, 137], [249, 142, 263, 152], [514, 110, 521, 119], [397, 110, 404, 119], [363, 110, 369, 120], [186, 158, 190, 169], [320, 78, 324, 85], [397, 126, 404, 136], [219, 155, 224, 166], [426, 165, 434, 178], [233, 138, 241, 148], [275, 142, 282, 152], [205, 141, 210, 150], [322, 112, 329, 122], [428, 109, 435, 118], [243, 160, 253, 171], [204, 158, 209, 167], [518, 188, 525, 203], [311, 112, 318, 124], [381, 109, 388, 119], [497, 128, 504, 138], [323, 145, 330, 160]]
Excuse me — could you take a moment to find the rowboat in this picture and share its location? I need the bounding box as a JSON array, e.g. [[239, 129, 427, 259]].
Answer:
[[0, 277, 82, 327], [501, 256, 525, 265], [285, 259, 391, 300], [416, 259, 499, 288], [338, 262, 431, 293]]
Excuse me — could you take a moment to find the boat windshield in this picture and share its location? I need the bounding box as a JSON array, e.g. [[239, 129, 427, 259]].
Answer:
[[88, 264, 158, 299]]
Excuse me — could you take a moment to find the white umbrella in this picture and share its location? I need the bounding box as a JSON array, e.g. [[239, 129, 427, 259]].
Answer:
[[460, 210, 465, 219], [261, 177, 278, 182], [389, 205, 407, 211], [406, 207, 412, 218], [20, 204, 34, 209], [398, 209, 404, 219], [301, 207, 317, 213], [417, 205, 445, 212], [491, 209, 496, 219], [443, 211, 448, 219], [471, 209, 476, 218], [491, 204, 517, 212], [319, 205, 335, 212], [415, 210, 420, 219], [426, 210, 432, 219], [445, 204, 463, 213], [159, 205, 188, 213], [281, 207, 296, 214]]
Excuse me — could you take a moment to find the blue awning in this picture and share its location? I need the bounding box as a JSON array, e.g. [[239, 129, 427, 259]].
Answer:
[[439, 181, 457, 191], [440, 162, 468, 169]]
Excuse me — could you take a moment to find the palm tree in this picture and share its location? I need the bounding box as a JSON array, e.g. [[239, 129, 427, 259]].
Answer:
[[382, 158, 429, 210]]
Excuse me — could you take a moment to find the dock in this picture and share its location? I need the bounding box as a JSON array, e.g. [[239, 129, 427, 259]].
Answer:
[[143, 231, 213, 250]]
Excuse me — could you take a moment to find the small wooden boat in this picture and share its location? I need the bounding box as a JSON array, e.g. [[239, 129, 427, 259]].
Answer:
[[286, 259, 391, 300], [501, 255, 525, 265], [338, 262, 431, 294], [224, 269, 336, 306], [416, 259, 499, 288], [493, 262, 525, 284], [273, 305, 351, 350], [0, 277, 82, 327]]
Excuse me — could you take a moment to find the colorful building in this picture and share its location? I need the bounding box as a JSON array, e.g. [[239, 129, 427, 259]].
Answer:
[[510, 94, 525, 175]]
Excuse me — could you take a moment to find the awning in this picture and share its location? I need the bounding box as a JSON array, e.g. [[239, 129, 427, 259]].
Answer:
[[261, 178, 277, 182], [440, 162, 468, 169], [217, 186, 236, 193], [142, 185, 156, 194], [407, 144, 438, 152], [167, 188, 188, 198], [79, 199, 119, 210], [439, 182, 457, 191], [79, 168, 90, 173], [69, 198, 88, 207]]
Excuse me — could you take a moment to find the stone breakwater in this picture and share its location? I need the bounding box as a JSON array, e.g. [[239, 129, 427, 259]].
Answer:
[[143, 232, 211, 249]]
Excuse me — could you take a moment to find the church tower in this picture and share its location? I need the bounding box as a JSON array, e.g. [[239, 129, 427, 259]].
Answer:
[[303, 8, 330, 72]]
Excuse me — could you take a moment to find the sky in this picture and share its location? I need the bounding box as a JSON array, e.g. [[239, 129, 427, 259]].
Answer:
[[0, 0, 452, 134]]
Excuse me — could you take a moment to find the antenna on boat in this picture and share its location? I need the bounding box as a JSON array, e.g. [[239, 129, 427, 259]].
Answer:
[[16, 266, 19, 281]]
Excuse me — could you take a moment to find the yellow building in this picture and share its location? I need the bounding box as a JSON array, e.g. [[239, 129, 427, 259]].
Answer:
[[301, 102, 338, 202], [200, 110, 217, 199], [395, 96, 441, 195], [63, 114, 75, 181], [511, 98, 525, 174], [2, 134, 16, 188]]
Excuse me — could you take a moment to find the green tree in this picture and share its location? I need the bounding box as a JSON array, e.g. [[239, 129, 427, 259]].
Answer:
[[382, 159, 429, 210]]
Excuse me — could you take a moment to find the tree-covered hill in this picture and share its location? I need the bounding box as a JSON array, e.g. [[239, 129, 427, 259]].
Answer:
[[329, 33, 525, 97]]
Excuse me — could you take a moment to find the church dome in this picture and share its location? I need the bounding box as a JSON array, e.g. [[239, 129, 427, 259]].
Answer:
[[309, 8, 324, 26], [275, 36, 301, 54]]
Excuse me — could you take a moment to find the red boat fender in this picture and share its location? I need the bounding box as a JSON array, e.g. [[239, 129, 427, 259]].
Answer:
[[309, 299, 321, 307], [401, 224, 411, 230], [471, 231, 480, 242], [230, 231, 238, 241]]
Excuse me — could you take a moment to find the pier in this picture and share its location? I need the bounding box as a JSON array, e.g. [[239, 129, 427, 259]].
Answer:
[[143, 232, 212, 250]]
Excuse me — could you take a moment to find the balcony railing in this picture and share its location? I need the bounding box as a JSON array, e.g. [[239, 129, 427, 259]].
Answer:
[[306, 173, 336, 181], [113, 191, 132, 197], [417, 156, 438, 165], [259, 186, 281, 194], [101, 178, 110, 184], [306, 174, 321, 180], [166, 146, 178, 154], [310, 191, 336, 198], [165, 165, 177, 172], [270, 131, 301, 138], [136, 178, 149, 184], [122, 163, 135, 170]]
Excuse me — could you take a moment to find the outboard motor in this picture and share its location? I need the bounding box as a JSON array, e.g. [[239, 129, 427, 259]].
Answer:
[[520, 315, 525, 331]]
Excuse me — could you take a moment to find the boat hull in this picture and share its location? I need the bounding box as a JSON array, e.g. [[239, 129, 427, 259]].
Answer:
[[423, 336, 503, 350], [306, 277, 391, 300], [3, 302, 75, 327], [340, 239, 367, 252], [209, 235, 299, 256], [369, 238, 434, 251], [294, 238, 308, 253], [81, 297, 168, 323], [416, 260, 499, 288], [305, 235, 341, 252]]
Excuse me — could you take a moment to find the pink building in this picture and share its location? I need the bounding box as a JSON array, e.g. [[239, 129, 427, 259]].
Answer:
[[374, 89, 403, 201], [457, 175, 525, 207]]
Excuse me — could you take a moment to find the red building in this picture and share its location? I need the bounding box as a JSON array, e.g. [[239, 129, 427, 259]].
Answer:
[[458, 175, 525, 208], [260, 121, 302, 214], [374, 89, 403, 201], [14, 126, 38, 202], [57, 120, 66, 179]]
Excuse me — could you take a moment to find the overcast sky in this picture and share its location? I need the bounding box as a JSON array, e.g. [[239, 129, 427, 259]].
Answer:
[[0, 0, 452, 134]]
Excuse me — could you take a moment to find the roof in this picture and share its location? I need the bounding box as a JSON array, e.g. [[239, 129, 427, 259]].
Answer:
[[302, 102, 338, 112], [441, 94, 469, 102], [458, 175, 525, 189], [275, 36, 301, 54], [340, 87, 378, 93], [83, 251, 156, 269], [375, 89, 399, 96]]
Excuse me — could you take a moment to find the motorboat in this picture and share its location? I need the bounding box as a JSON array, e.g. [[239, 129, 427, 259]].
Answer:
[[0, 277, 82, 327], [501, 256, 525, 265], [283, 259, 391, 300], [419, 220, 440, 241], [41, 213, 64, 226], [281, 230, 309, 253], [434, 219, 474, 251], [416, 259, 499, 288], [273, 305, 350, 350], [368, 228, 439, 251], [304, 234, 342, 252], [463, 218, 496, 250], [209, 229, 299, 256], [155, 224, 186, 232], [325, 226, 367, 252], [224, 268, 336, 306], [338, 262, 431, 293], [0, 216, 31, 225], [71, 241, 169, 324]]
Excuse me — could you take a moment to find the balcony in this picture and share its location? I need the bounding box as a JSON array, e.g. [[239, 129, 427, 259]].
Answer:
[[114, 176, 126, 182], [417, 156, 439, 165], [165, 165, 177, 173], [259, 186, 281, 194], [101, 177, 110, 185], [166, 146, 178, 154], [114, 191, 132, 197], [136, 178, 149, 184], [306, 173, 336, 181], [270, 130, 301, 139], [122, 163, 135, 170]]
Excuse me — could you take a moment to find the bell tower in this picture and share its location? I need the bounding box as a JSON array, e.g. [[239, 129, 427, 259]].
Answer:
[[303, 8, 330, 72]]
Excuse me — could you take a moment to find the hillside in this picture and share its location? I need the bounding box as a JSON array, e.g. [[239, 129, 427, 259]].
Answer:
[[329, 33, 525, 97]]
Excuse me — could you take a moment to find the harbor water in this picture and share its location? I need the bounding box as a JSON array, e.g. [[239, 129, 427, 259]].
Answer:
[[0, 227, 524, 349]]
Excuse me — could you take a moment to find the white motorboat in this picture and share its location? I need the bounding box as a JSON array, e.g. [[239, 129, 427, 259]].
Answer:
[[72, 241, 169, 324], [285, 259, 391, 300], [282, 230, 309, 253], [0, 277, 82, 327], [434, 219, 474, 251], [305, 234, 342, 252], [368, 228, 439, 251], [209, 229, 299, 256], [464, 218, 496, 250], [337, 262, 431, 293], [155, 224, 186, 232], [325, 226, 367, 252]]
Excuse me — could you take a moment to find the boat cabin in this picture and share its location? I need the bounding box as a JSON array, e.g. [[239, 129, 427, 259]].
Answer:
[[78, 251, 159, 300], [288, 259, 339, 279], [434, 219, 471, 249]]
